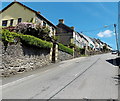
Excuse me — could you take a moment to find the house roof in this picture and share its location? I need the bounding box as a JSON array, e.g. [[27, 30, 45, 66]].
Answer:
[[80, 33, 95, 48], [78, 32, 88, 42], [1, 1, 56, 28], [89, 37, 96, 44], [96, 39, 104, 44]]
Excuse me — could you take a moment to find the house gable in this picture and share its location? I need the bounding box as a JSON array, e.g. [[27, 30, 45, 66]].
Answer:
[[0, 1, 56, 29], [57, 23, 74, 33], [0, 2, 36, 26]]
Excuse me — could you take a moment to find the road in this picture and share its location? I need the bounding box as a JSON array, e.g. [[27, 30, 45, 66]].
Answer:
[[2, 53, 119, 100]]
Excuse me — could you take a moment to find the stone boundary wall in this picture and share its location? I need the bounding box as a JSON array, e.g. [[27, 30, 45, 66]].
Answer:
[[1, 42, 52, 77], [57, 50, 73, 62]]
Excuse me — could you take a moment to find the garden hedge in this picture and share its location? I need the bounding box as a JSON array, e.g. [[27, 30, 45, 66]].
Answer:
[[1, 29, 53, 49], [58, 43, 73, 55]]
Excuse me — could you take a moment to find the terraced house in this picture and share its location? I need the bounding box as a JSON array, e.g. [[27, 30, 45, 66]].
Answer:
[[56, 19, 85, 48], [0, 1, 56, 36], [80, 33, 95, 51]]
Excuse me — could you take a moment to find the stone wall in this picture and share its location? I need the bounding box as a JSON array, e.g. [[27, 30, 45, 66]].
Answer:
[[57, 50, 73, 62], [1, 42, 51, 77]]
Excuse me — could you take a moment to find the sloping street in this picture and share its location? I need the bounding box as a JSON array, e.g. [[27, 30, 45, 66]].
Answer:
[[2, 53, 118, 100]]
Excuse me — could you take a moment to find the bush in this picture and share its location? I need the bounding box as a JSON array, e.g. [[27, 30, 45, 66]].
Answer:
[[20, 34, 53, 49], [15, 22, 36, 36], [1, 29, 53, 49], [1, 29, 15, 43], [58, 43, 73, 55], [15, 22, 51, 41]]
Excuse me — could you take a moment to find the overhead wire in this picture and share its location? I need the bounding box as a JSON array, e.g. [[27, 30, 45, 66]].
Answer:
[[80, 24, 115, 33]]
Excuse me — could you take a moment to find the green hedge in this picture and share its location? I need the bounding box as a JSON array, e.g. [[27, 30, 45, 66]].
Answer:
[[1, 29, 53, 49], [58, 43, 73, 55]]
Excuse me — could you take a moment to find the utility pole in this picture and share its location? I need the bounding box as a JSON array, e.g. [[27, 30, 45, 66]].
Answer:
[[114, 24, 119, 56], [118, 1, 120, 56]]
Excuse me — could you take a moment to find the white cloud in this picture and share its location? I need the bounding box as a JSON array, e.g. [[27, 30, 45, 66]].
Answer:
[[97, 30, 113, 38]]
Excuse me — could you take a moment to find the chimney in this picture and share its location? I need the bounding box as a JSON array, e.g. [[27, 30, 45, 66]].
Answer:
[[59, 19, 64, 24], [37, 11, 41, 14], [71, 26, 75, 30]]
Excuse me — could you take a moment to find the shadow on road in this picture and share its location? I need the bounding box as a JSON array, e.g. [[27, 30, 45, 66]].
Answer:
[[106, 57, 120, 67], [106, 57, 120, 85]]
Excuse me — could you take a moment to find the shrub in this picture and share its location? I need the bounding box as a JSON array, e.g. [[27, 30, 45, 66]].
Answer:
[[1, 29, 53, 49], [37, 26, 51, 41], [20, 35, 53, 49], [1, 29, 15, 43], [15, 22, 36, 36], [74, 46, 82, 52], [58, 43, 73, 55], [15, 22, 51, 41]]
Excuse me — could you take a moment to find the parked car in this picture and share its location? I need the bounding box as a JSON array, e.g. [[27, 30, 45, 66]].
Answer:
[[111, 50, 118, 54]]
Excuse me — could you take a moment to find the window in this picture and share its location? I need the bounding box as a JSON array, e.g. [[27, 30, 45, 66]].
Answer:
[[10, 19, 14, 26], [52, 28, 54, 32], [18, 18, 22, 24], [2, 20, 8, 26], [43, 21, 46, 26]]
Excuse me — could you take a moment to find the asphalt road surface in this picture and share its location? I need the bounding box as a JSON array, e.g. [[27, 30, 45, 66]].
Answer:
[[2, 53, 119, 100]]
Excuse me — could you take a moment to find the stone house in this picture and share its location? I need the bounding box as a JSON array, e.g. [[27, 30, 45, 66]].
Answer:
[[0, 1, 56, 36], [56, 19, 83, 48]]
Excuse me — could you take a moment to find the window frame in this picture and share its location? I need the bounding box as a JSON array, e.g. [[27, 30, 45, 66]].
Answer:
[[10, 19, 14, 26], [2, 20, 8, 26], [18, 18, 22, 24], [43, 21, 46, 27]]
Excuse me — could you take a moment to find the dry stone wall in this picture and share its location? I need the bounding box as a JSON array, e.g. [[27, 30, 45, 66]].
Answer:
[[1, 42, 51, 77], [1, 41, 74, 77], [57, 50, 73, 62]]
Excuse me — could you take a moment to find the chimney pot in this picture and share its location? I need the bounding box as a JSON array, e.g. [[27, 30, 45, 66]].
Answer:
[[37, 11, 40, 14], [71, 26, 75, 30], [59, 19, 64, 24]]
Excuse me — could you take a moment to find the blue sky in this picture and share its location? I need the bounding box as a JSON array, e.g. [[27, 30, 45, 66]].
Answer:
[[1, 2, 118, 49]]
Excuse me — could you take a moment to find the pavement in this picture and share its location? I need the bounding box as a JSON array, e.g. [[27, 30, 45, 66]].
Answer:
[[1, 53, 119, 100]]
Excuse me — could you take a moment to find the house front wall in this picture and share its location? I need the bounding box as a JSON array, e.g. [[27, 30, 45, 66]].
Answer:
[[0, 2, 56, 36], [35, 15, 56, 36], [0, 3, 36, 27], [56, 26, 73, 46], [94, 42, 100, 51], [73, 32, 82, 48], [107, 46, 112, 51]]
